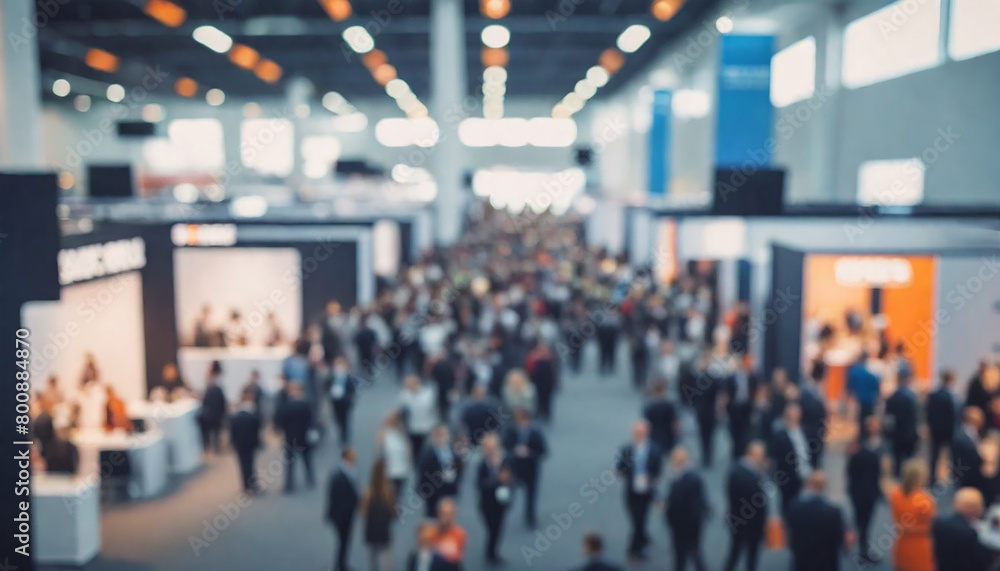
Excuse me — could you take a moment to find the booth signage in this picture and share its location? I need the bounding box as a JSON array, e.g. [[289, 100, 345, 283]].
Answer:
[[834, 257, 913, 287], [171, 223, 238, 247], [714, 34, 775, 167], [58, 237, 147, 285]]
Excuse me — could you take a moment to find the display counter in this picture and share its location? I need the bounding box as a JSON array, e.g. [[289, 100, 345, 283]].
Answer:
[[129, 399, 202, 475], [73, 428, 169, 499], [34, 474, 100, 566], [177, 346, 290, 400]]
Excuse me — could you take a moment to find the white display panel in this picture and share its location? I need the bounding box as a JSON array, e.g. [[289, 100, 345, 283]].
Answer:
[[22, 271, 147, 403], [174, 248, 302, 348]]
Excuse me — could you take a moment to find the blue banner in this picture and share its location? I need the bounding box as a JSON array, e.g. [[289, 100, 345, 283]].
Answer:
[[715, 35, 775, 167], [647, 89, 671, 196]]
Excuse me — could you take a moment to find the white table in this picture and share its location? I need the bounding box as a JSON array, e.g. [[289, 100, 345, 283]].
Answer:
[[73, 429, 169, 499], [34, 474, 100, 566], [129, 399, 202, 475], [177, 346, 290, 400]]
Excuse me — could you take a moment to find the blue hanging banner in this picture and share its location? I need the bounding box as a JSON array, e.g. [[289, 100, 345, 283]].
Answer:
[[714, 35, 775, 168], [647, 89, 671, 196]]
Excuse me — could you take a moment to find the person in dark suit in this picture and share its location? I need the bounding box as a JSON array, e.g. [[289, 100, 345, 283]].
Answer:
[[616, 419, 664, 563], [570, 532, 624, 571], [326, 447, 360, 571], [502, 408, 548, 528], [596, 309, 620, 375], [725, 361, 759, 459], [354, 314, 379, 370], [932, 487, 991, 571], [785, 472, 851, 571], [430, 350, 457, 421], [43, 423, 79, 475], [723, 441, 768, 571], [417, 424, 464, 517], [277, 383, 315, 492], [688, 353, 722, 468], [327, 356, 360, 445], [885, 369, 920, 477], [477, 433, 514, 565], [665, 446, 710, 571], [406, 522, 459, 571], [229, 389, 262, 494], [951, 406, 984, 489], [847, 416, 884, 564], [527, 342, 558, 424], [643, 380, 679, 456], [629, 324, 651, 390], [926, 370, 959, 486], [460, 384, 503, 446], [769, 403, 811, 517], [799, 374, 827, 468], [199, 361, 228, 454]]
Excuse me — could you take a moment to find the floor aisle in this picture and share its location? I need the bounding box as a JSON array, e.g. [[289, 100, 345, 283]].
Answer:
[[62, 344, 897, 571]]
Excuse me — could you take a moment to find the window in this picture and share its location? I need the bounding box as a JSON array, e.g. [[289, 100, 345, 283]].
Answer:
[[949, 0, 1000, 60], [143, 118, 225, 175], [240, 118, 294, 177], [770, 36, 815, 107], [857, 158, 925, 206], [842, 0, 941, 88]]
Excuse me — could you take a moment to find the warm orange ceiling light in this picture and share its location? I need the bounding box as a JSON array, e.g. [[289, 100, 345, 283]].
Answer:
[[480, 0, 510, 19], [229, 44, 261, 69], [175, 77, 198, 97], [145, 0, 187, 27], [599, 48, 625, 74], [362, 49, 388, 72], [254, 59, 283, 83], [319, 0, 352, 21], [84, 48, 120, 73], [481, 47, 509, 67], [651, 0, 683, 21], [373, 64, 397, 85]]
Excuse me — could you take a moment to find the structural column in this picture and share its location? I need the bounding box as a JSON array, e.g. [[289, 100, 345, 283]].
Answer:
[[0, 0, 43, 169], [429, 0, 466, 246]]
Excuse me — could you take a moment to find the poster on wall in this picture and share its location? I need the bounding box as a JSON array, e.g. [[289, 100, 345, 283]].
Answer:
[[22, 271, 147, 403]]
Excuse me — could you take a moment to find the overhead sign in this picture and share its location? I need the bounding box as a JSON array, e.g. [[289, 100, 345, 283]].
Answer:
[[58, 237, 146, 285], [834, 256, 913, 287], [171, 223, 238, 247]]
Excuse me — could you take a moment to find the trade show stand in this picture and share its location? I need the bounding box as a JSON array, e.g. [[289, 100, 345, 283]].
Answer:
[[129, 399, 202, 475], [73, 428, 169, 499], [34, 474, 100, 566], [178, 346, 290, 399]]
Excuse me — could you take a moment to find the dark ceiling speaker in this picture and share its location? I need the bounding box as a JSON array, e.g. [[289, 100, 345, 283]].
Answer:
[[575, 147, 593, 166], [712, 168, 785, 216]]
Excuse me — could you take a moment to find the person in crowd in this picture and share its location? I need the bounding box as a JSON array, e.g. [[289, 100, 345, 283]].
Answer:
[[502, 407, 547, 528], [159, 362, 189, 402], [326, 447, 359, 571], [847, 416, 885, 564], [328, 356, 360, 445], [272, 373, 291, 431], [433, 497, 467, 566], [242, 369, 264, 417], [193, 304, 215, 347], [229, 389, 262, 494], [749, 383, 777, 447], [665, 446, 709, 571], [31, 393, 55, 456], [223, 309, 247, 347], [80, 352, 100, 387], [103, 385, 132, 432], [399, 374, 439, 464], [799, 370, 827, 468], [199, 361, 227, 454], [43, 421, 79, 475], [770, 402, 811, 516], [278, 382, 315, 492], [932, 487, 992, 570], [417, 424, 464, 517], [361, 457, 396, 571], [378, 410, 412, 497], [406, 522, 457, 571], [785, 472, 850, 571], [629, 323, 652, 390], [354, 313, 380, 370], [282, 337, 313, 388], [429, 349, 458, 422], [886, 369, 920, 477], [526, 340, 558, 424], [44, 375, 65, 406], [643, 379, 679, 456], [723, 441, 768, 571], [689, 352, 722, 468], [888, 459, 936, 571], [848, 352, 881, 432], [322, 301, 345, 366], [572, 532, 624, 571], [615, 418, 664, 564], [952, 406, 985, 489], [460, 383, 503, 446], [264, 311, 283, 347], [656, 339, 681, 391], [502, 369, 537, 417], [596, 307, 620, 375], [477, 432, 513, 565], [724, 359, 759, 460], [927, 370, 959, 485]]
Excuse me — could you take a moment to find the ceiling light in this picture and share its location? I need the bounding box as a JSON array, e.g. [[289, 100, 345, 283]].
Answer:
[[331, 112, 368, 132], [481, 24, 510, 48], [173, 183, 199, 203], [397, 92, 419, 110], [617, 25, 651, 53], [142, 103, 164, 122], [343, 25, 375, 54], [106, 84, 125, 102], [407, 104, 429, 119], [552, 104, 571, 119], [296, 104, 311, 118], [562, 93, 584, 112], [254, 59, 282, 83], [319, 0, 352, 21], [228, 44, 260, 69], [715, 16, 734, 33], [145, 0, 187, 27], [483, 66, 507, 84], [528, 118, 577, 147], [192, 25, 233, 53], [243, 102, 262, 118], [599, 48, 625, 74], [373, 64, 397, 85], [652, 0, 683, 21], [85, 48, 120, 73], [362, 49, 387, 71], [480, 0, 511, 19], [586, 66, 610, 87], [74, 94, 91, 112], [322, 91, 348, 113], [386, 78, 410, 99], [574, 79, 596, 100], [206, 88, 225, 106], [483, 104, 504, 119], [175, 77, 198, 97], [58, 172, 75, 190], [231, 195, 268, 218], [52, 79, 70, 97], [481, 47, 509, 67]]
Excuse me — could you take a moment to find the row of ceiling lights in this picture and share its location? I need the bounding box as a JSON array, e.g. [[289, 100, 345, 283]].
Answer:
[[552, 0, 686, 118], [479, 0, 511, 119], [341, 26, 429, 118]]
